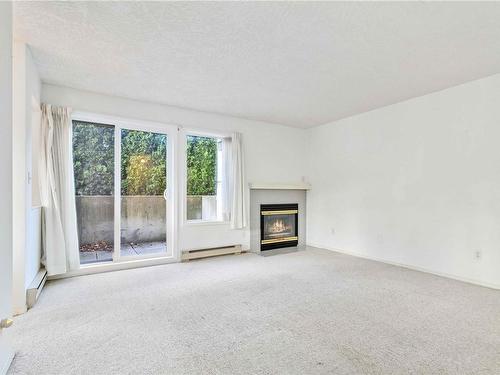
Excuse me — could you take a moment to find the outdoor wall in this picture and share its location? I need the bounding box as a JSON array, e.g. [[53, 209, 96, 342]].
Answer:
[[76, 195, 217, 245], [76, 196, 166, 244], [41, 84, 308, 252], [306, 73, 500, 289], [76, 196, 114, 244]]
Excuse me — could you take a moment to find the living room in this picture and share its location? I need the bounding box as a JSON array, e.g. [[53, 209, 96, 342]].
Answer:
[[1, 2, 499, 374]]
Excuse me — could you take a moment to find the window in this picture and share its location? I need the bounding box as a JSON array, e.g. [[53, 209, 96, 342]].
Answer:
[[186, 134, 227, 222]]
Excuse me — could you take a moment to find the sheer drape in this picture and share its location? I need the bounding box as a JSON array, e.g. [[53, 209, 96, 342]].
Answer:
[[221, 137, 232, 222], [230, 132, 247, 229], [40, 104, 79, 275]]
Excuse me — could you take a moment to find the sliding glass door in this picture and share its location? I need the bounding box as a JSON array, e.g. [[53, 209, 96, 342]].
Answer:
[[119, 128, 170, 259], [73, 116, 176, 265]]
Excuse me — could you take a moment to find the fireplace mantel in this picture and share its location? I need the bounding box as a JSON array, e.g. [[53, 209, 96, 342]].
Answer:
[[249, 183, 311, 190]]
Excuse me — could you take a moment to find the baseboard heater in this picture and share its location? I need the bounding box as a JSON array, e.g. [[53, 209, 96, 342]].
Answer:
[[181, 244, 243, 262], [26, 268, 47, 309]]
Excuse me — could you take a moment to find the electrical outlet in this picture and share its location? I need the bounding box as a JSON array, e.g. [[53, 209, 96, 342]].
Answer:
[[474, 250, 482, 261]]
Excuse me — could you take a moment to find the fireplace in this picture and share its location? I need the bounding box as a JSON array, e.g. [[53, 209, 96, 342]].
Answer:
[[260, 204, 298, 251]]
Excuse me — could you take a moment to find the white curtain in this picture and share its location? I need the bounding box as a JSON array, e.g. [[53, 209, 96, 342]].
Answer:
[[221, 137, 232, 222], [39, 104, 80, 275], [230, 132, 247, 229]]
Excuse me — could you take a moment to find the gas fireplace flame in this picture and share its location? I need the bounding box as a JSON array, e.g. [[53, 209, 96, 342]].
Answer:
[[268, 219, 290, 234]]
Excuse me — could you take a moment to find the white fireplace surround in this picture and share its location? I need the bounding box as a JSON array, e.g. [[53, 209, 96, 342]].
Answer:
[[249, 186, 307, 252]]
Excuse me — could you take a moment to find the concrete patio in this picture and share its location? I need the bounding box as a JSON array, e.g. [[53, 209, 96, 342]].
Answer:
[[79, 241, 167, 264]]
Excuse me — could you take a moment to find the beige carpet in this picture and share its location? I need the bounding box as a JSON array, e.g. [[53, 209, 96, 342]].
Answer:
[[7, 247, 500, 374]]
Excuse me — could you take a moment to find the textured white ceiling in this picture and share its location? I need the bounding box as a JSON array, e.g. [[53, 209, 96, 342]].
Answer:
[[14, 2, 500, 128]]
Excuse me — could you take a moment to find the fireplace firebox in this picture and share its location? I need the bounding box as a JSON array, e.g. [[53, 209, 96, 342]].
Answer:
[[260, 204, 298, 251]]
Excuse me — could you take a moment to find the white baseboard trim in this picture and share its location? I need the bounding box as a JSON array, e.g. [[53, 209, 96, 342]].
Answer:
[[307, 242, 500, 290]]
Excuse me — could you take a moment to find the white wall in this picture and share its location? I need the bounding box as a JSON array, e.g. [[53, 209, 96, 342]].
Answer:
[[26, 208, 42, 289], [41, 84, 308, 251], [0, 2, 14, 373], [306, 74, 500, 289], [12, 42, 41, 315], [24, 46, 42, 291]]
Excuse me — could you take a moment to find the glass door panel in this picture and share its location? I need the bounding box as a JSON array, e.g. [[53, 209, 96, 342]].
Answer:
[[120, 129, 168, 258], [73, 120, 115, 265]]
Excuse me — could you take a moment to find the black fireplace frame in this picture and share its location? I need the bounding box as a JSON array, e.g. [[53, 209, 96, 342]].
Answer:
[[260, 203, 298, 251]]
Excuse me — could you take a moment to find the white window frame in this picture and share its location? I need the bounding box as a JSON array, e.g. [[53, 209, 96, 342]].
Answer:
[[181, 128, 230, 226], [71, 111, 179, 272]]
